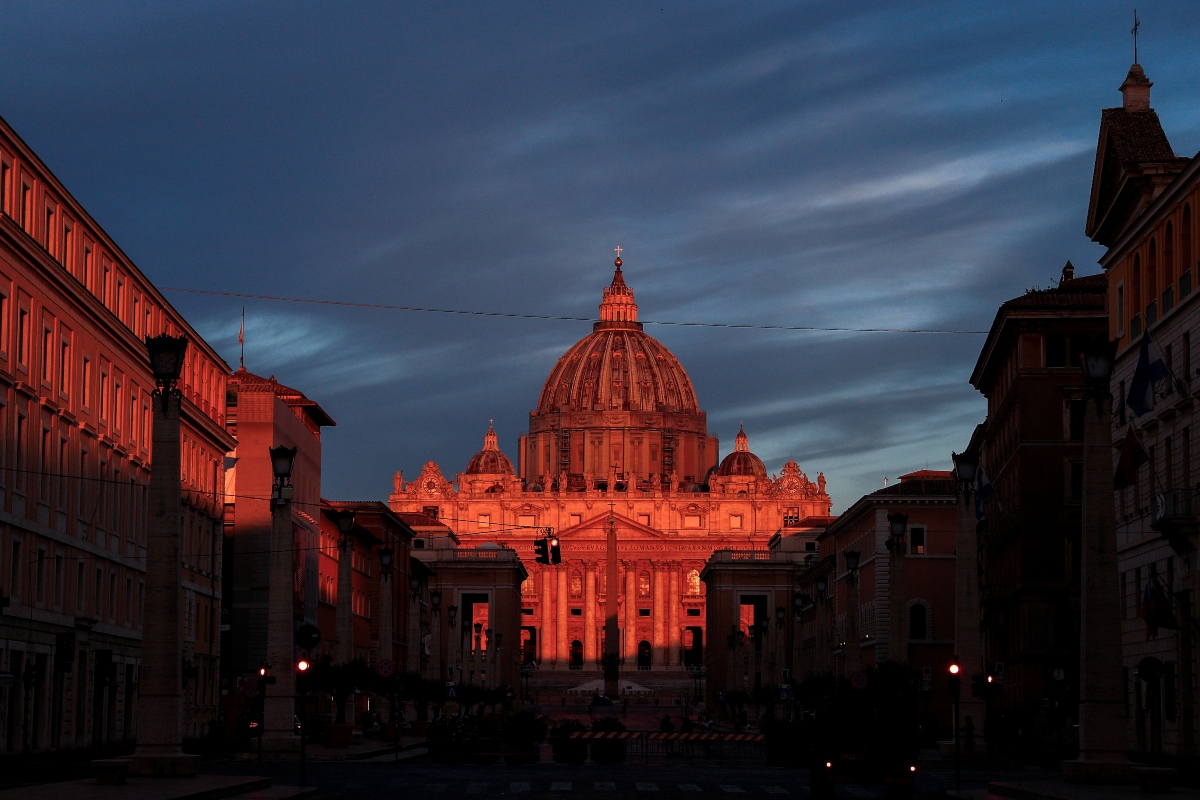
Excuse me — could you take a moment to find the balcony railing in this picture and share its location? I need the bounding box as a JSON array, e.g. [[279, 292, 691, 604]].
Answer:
[[1151, 488, 1200, 554]]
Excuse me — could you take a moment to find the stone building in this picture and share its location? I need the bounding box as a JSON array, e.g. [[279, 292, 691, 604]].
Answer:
[[968, 264, 1108, 752], [0, 114, 234, 752], [1090, 60, 1200, 759], [389, 261, 832, 686]]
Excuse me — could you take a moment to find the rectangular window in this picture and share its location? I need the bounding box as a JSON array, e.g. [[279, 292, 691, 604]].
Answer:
[[683, 514, 701, 528], [132, 296, 139, 337], [639, 608, 650, 617], [1185, 427, 1192, 493], [10, 540, 21, 599], [62, 223, 73, 271], [517, 514, 536, 528], [58, 438, 67, 507], [83, 247, 93, 290], [0, 160, 7, 216], [108, 571, 116, 620], [1070, 461, 1084, 501], [54, 553, 63, 608], [99, 371, 108, 421], [1045, 333, 1067, 367], [42, 327, 52, 384], [101, 263, 109, 305], [910, 526, 926, 554], [116, 279, 124, 321], [94, 566, 102, 615], [59, 338, 69, 396], [1166, 344, 1175, 395], [45, 206, 55, 256], [421, 505, 438, 520], [0, 291, 7, 358], [125, 576, 132, 625], [784, 507, 800, 526], [36, 547, 46, 604], [20, 183, 30, 231], [1069, 399, 1086, 441], [75, 560, 85, 613], [82, 358, 91, 409], [1117, 283, 1125, 335], [1186, 331, 1193, 385], [15, 414, 26, 491], [17, 307, 28, 366], [1166, 435, 1175, 490], [729, 514, 743, 529], [570, 513, 583, 527], [477, 514, 490, 528]]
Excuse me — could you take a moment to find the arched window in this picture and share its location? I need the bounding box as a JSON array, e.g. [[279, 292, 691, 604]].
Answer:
[[570, 640, 583, 669], [909, 604, 928, 641], [638, 571, 651, 598], [1148, 239, 1158, 319], [637, 640, 652, 669], [521, 577, 534, 595], [1183, 205, 1193, 295], [570, 571, 583, 597], [1165, 221, 1175, 293], [686, 569, 701, 595]]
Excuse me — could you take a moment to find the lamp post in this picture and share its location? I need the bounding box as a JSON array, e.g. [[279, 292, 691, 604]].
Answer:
[[886, 512, 908, 665], [843, 550, 861, 674], [131, 334, 197, 775], [332, 509, 356, 668], [262, 444, 299, 752], [1063, 339, 1130, 782], [950, 449, 987, 751]]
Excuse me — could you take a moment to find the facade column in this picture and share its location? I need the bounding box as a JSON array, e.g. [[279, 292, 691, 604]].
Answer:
[[541, 568, 554, 667], [131, 389, 197, 775], [652, 564, 665, 668], [584, 565, 597, 665], [668, 567, 681, 667], [624, 563, 637, 664], [557, 568, 569, 670]]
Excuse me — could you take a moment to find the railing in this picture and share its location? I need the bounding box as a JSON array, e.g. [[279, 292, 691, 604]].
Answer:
[[569, 731, 766, 764], [1152, 488, 1199, 527]]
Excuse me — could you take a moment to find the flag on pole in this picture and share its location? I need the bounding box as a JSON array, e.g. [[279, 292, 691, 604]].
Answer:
[[1140, 576, 1181, 639], [1113, 426, 1149, 489], [1126, 332, 1169, 416], [975, 464, 996, 520]]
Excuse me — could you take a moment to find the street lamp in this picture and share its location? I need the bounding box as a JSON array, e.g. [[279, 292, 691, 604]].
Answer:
[[815, 577, 827, 599], [776, 607, 785, 625], [378, 548, 394, 579], [409, 573, 422, 599], [269, 445, 297, 503], [145, 334, 188, 395], [448, 605, 458, 627], [331, 509, 355, 551], [886, 512, 908, 554], [1080, 338, 1117, 389], [430, 590, 441, 611], [951, 450, 978, 489], [844, 550, 860, 580]]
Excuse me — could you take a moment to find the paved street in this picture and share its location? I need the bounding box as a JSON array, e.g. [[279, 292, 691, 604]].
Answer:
[[203, 756, 1063, 799]]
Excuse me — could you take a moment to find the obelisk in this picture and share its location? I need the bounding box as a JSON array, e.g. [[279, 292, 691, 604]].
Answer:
[[604, 507, 620, 698]]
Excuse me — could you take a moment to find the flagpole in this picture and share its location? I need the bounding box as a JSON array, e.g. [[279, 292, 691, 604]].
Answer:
[[240, 307, 245, 368]]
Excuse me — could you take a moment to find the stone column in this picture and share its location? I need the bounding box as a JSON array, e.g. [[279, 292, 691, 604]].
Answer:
[[953, 492, 985, 735], [1063, 390, 1131, 782], [541, 568, 555, 667], [624, 563, 637, 664], [584, 566, 597, 665], [652, 564, 665, 668], [130, 390, 198, 775], [668, 567, 681, 667], [263, 461, 298, 749], [557, 568, 568, 670]]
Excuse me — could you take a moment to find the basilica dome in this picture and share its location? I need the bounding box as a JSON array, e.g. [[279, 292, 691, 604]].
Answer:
[[535, 263, 699, 415], [717, 425, 767, 477], [465, 423, 515, 475]]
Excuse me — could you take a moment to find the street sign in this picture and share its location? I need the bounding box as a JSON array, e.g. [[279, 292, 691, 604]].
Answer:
[[447, 685, 458, 699], [294, 623, 321, 651], [377, 659, 395, 678], [778, 685, 791, 701], [850, 671, 868, 690]]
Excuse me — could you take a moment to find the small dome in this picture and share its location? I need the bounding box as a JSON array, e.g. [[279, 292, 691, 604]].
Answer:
[[466, 423, 515, 475], [717, 425, 766, 477]]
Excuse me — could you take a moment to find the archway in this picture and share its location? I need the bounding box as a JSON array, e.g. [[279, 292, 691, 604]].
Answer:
[[570, 640, 583, 669], [683, 627, 703, 667], [637, 640, 652, 670]]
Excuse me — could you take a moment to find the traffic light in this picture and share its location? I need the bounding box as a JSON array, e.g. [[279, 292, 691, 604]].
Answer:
[[297, 658, 311, 674], [549, 536, 561, 565], [971, 673, 995, 699], [947, 658, 961, 700], [534, 538, 550, 564], [258, 663, 276, 686]]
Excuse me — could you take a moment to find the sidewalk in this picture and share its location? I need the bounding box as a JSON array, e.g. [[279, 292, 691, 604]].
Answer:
[[0, 774, 271, 800], [237, 735, 425, 762]]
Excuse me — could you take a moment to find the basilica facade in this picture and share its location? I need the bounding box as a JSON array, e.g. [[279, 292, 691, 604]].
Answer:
[[389, 260, 832, 674]]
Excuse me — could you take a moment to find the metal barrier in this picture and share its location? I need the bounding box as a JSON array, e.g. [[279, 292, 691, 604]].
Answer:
[[569, 731, 766, 764]]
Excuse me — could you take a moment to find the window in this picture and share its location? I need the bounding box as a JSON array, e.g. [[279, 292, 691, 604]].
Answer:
[[58, 439, 67, 507], [686, 569, 701, 594], [1186, 331, 1193, 385], [82, 358, 91, 408], [126, 576, 133, 625], [683, 514, 701, 528], [94, 566, 102, 615], [15, 414, 26, 491], [477, 514, 490, 528], [109, 572, 116, 620], [909, 604, 928, 640], [638, 571, 651, 598], [59, 338, 69, 395], [100, 371, 108, 420], [9, 540, 21, 599], [637, 513, 650, 527], [910, 527, 926, 554], [570, 571, 582, 597], [1045, 332, 1067, 367], [62, 223, 73, 271], [17, 306, 28, 366], [0, 291, 7, 357], [421, 505, 438, 520], [729, 514, 743, 529], [101, 263, 110, 305], [45, 206, 55, 257], [517, 514, 536, 528], [53, 554, 63, 608], [1069, 399, 1085, 441], [784, 507, 800, 526], [75, 561, 84, 613], [20, 182, 31, 232], [687, 608, 700, 617], [42, 327, 52, 384], [639, 608, 651, 617], [132, 296, 139, 337], [0, 160, 7, 216], [570, 607, 582, 616], [569, 513, 582, 527], [1070, 461, 1084, 501], [1117, 283, 1125, 335], [35, 547, 46, 604]]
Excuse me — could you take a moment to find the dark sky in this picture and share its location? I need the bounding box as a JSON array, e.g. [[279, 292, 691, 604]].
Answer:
[[4, 2, 1199, 511]]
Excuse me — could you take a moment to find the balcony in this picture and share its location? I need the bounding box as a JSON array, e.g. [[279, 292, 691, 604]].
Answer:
[[1151, 488, 1200, 554]]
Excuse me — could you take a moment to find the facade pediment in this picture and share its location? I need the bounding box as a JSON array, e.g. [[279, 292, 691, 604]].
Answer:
[[557, 512, 665, 541]]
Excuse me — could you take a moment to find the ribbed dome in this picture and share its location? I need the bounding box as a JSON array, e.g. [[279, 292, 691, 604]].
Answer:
[[535, 265, 699, 414], [717, 426, 766, 477], [465, 423, 515, 475]]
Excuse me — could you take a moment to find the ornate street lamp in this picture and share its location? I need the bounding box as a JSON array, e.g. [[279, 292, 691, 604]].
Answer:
[[430, 590, 441, 612], [844, 550, 860, 580], [145, 334, 188, 396], [409, 573, 422, 599], [378, 548, 394, 579], [474, 622, 483, 635], [447, 605, 458, 627], [951, 450, 978, 489], [1080, 337, 1117, 389], [331, 509, 355, 551], [269, 445, 297, 503], [815, 577, 828, 599], [776, 607, 785, 624], [886, 512, 909, 555]]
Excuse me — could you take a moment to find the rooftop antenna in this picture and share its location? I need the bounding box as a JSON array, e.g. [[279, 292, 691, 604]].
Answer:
[[1132, 9, 1140, 64], [238, 307, 245, 368]]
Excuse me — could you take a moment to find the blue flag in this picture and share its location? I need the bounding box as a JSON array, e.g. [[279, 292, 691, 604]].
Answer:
[[975, 464, 996, 520], [1126, 332, 1169, 417]]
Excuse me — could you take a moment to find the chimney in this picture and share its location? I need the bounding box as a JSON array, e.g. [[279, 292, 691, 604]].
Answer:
[[1061, 261, 1075, 283], [1119, 63, 1152, 112]]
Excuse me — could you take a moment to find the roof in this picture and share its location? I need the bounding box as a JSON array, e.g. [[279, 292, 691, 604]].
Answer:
[[465, 423, 515, 475], [871, 472, 956, 497], [717, 426, 766, 477], [1099, 106, 1175, 164], [229, 367, 336, 428]]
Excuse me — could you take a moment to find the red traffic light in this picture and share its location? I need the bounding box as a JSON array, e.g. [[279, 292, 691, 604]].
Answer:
[[948, 663, 960, 675], [987, 675, 994, 683], [297, 659, 310, 672], [259, 666, 268, 677]]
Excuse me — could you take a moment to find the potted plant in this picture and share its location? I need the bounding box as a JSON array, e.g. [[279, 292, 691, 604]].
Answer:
[[589, 716, 627, 764], [550, 719, 588, 764], [503, 711, 547, 765]]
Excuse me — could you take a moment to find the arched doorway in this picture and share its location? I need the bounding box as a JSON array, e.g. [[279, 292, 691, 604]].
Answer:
[[570, 640, 583, 669], [683, 627, 703, 667], [637, 641, 652, 670], [1137, 657, 1164, 754]]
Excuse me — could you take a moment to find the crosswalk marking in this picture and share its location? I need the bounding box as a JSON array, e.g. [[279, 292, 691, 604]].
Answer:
[[719, 786, 745, 793], [635, 783, 659, 792], [551, 782, 573, 791], [762, 788, 788, 795], [466, 783, 488, 794], [509, 783, 530, 793], [594, 783, 616, 791], [678, 785, 702, 792]]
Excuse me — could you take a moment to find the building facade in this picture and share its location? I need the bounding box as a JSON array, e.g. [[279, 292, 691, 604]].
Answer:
[[968, 263, 1108, 752], [1091, 61, 1200, 759], [0, 115, 234, 753], [389, 262, 832, 681]]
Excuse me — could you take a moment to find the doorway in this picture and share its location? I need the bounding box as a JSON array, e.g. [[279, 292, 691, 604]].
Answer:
[[683, 627, 704, 667], [569, 640, 583, 669], [520, 626, 537, 665], [637, 641, 652, 670]]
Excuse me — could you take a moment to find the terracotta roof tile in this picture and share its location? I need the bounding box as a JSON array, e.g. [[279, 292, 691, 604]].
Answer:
[[1101, 108, 1176, 164]]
